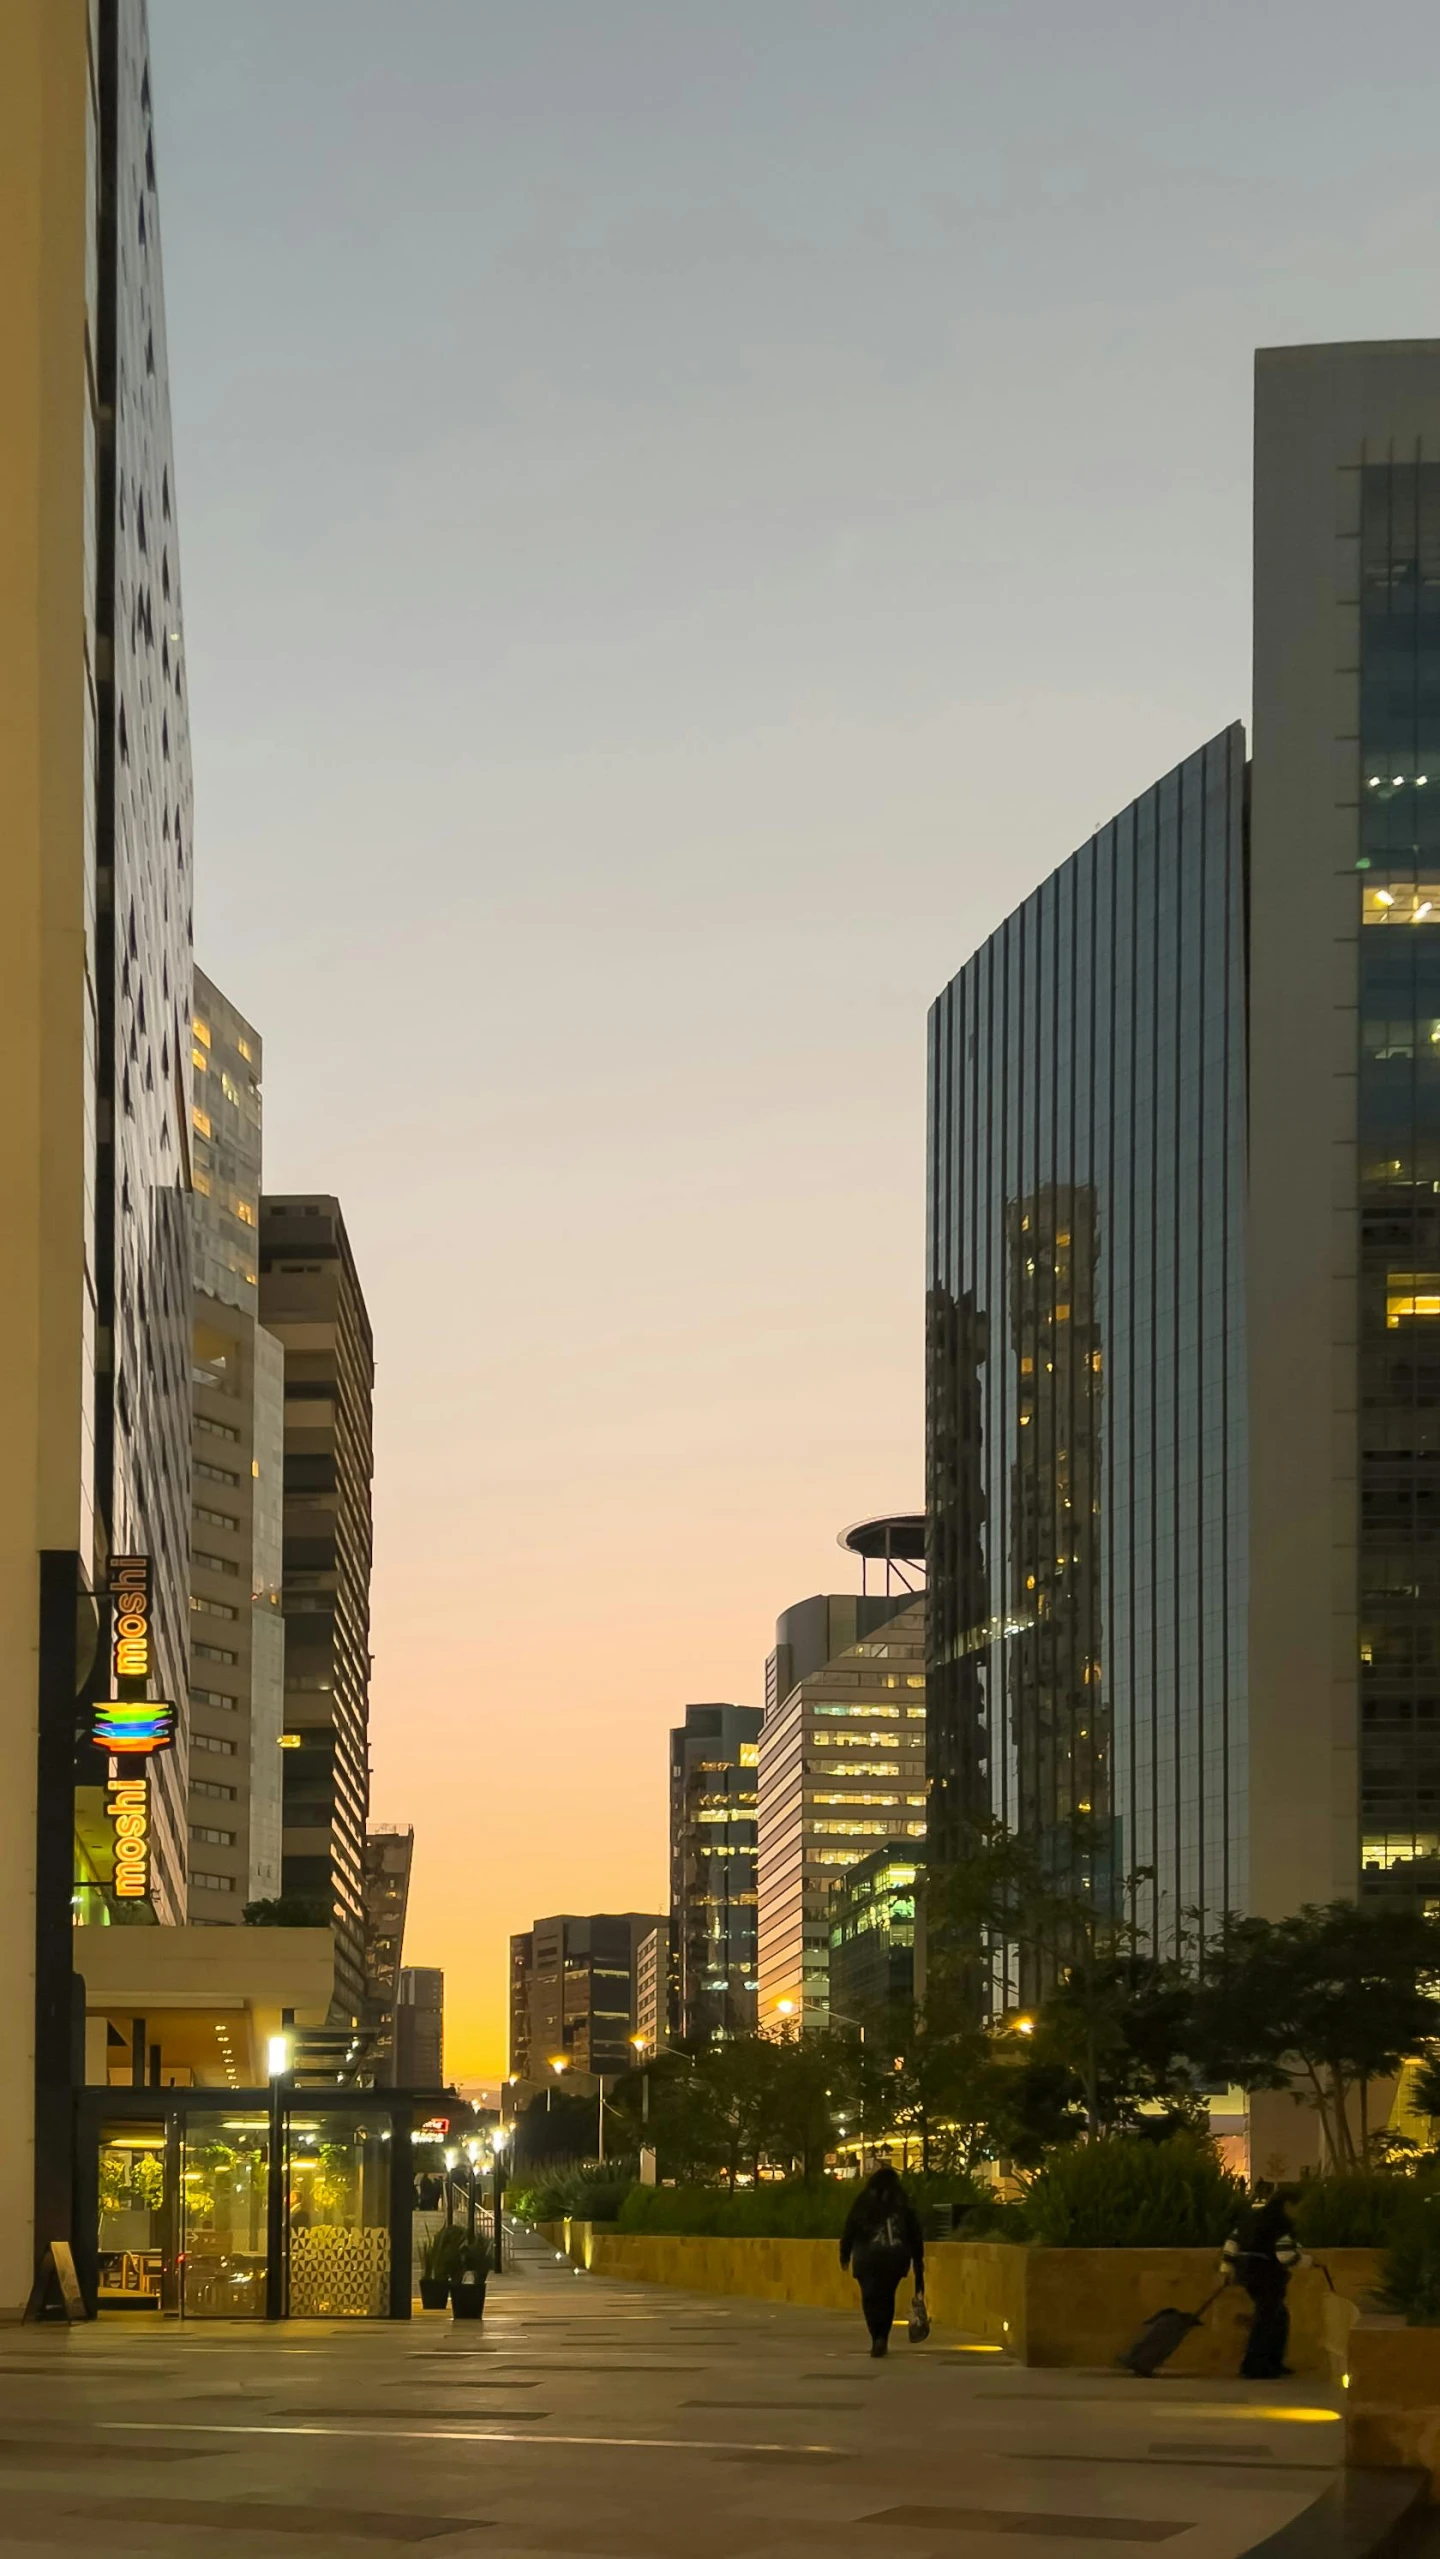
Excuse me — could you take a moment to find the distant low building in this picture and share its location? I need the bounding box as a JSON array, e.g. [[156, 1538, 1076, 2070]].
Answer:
[[363, 1826, 414, 2080], [509, 1913, 667, 2081]]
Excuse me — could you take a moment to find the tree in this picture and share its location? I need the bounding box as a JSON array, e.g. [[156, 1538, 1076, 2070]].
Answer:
[[242, 1894, 330, 1927], [1191, 1903, 1440, 2171]]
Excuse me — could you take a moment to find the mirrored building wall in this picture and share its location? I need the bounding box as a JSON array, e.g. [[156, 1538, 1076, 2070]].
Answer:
[[926, 728, 1248, 1987]]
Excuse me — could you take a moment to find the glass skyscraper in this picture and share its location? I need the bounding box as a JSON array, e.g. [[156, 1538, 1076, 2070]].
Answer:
[[928, 341, 1440, 1991], [926, 732, 1247, 1967]]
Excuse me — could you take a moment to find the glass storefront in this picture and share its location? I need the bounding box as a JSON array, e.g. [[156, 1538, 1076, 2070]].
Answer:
[[97, 2122, 166, 2309], [181, 2116, 269, 2317], [79, 2088, 410, 2321], [287, 2114, 390, 2317]]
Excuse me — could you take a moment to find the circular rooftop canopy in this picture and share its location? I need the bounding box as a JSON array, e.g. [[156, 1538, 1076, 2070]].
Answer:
[[839, 1513, 926, 1562]]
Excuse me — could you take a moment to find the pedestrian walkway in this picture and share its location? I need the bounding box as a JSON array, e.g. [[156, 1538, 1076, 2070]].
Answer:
[[0, 2230, 1370, 2554]]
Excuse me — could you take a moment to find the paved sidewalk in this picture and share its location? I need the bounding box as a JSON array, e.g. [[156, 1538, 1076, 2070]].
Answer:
[[0, 2235, 1350, 2555]]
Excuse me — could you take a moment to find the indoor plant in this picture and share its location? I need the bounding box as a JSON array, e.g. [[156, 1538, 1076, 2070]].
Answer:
[[450, 2232, 491, 2320]]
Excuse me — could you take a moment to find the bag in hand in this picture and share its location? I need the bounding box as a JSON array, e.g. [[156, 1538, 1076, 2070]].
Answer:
[[907, 2293, 931, 2343]]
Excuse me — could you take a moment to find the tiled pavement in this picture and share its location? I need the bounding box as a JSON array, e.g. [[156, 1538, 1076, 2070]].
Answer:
[[0, 2235, 1356, 2556]]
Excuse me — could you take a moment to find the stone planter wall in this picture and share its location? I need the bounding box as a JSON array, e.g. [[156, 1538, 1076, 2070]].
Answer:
[[1331, 2301, 1440, 2497], [542, 2222, 1381, 2375]]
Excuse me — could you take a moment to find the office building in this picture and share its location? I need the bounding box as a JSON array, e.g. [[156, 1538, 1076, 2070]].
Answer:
[[509, 1913, 668, 2082], [394, 1966, 444, 2088], [757, 1542, 927, 2034], [0, 0, 196, 2306], [829, 1846, 925, 2018], [670, 1702, 763, 2040], [363, 1825, 414, 2078], [634, 1921, 668, 2050], [926, 339, 1440, 1986], [259, 1198, 375, 2017], [186, 970, 284, 1920]]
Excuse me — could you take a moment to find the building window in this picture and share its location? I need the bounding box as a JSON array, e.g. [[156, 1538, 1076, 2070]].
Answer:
[[191, 1870, 236, 1893], [192, 1734, 236, 1758], [190, 1825, 236, 1848]]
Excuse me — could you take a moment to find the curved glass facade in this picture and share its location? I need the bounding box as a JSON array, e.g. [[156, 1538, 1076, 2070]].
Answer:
[[926, 727, 1248, 1982]]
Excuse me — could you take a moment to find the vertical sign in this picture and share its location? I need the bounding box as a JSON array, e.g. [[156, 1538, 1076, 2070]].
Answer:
[[93, 1555, 175, 1755], [107, 1777, 150, 1900]]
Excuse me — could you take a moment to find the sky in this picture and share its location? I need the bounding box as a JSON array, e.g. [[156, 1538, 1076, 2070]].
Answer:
[[148, 0, 1440, 2074]]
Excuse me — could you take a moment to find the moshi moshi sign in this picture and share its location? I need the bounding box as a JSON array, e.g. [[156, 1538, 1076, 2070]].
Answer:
[[110, 1554, 151, 1682], [107, 1777, 150, 1899]]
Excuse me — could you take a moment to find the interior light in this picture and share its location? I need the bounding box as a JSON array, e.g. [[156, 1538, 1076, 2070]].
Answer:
[[1417, 902, 1433, 921], [1376, 890, 1396, 907], [1420, 776, 1430, 787], [1368, 775, 1382, 787], [1394, 775, 1406, 786]]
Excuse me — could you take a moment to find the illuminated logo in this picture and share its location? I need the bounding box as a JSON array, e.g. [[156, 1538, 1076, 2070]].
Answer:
[[93, 1697, 176, 1756], [110, 1555, 152, 1682], [107, 1777, 150, 1900]]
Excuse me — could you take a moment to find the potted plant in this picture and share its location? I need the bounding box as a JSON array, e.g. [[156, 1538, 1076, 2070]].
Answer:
[[450, 2232, 491, 2320], [419, 2224, 464, 2310]]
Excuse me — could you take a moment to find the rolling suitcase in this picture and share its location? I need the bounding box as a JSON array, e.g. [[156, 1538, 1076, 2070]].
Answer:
[[1119, 2284, 1227, 2377]]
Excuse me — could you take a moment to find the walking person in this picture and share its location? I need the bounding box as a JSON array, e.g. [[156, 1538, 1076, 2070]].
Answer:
[[839, 2165, 925, 2358], [1221, 2187, 1305, 2381]]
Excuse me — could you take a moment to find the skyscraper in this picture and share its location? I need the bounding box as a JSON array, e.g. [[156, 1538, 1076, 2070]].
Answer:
[[925, 339, 1440, 1999], [259, 1198, 375, 2018], [669, 1703, 763, 2041], [363, 1824, 415, 2079], [0, 0, 195, 2303], [394, 1966, 444, 2089], [757, 1571, 927, 2035], [186, 971, 284, 1920]]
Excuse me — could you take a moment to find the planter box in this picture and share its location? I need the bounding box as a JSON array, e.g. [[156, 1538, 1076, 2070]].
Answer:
[[556, 2224, 1381, 2374], [1334, 2304, 1440, 2497]]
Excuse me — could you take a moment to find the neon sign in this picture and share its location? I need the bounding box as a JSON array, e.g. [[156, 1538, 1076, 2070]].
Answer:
[[107, 1777, 150, 1900], [93, 1554, 175, 1757], [110, 1555, 152, 1682], [93, 1697, 176, 1756]]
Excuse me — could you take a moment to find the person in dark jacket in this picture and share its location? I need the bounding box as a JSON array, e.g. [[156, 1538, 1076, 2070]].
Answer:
[[1221, 2188, 1305, 2381], [839, 2166, 925, 2357]]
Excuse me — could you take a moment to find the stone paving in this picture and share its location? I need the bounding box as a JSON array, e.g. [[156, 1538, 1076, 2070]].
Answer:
[[0, 2234, 1352, 2555]]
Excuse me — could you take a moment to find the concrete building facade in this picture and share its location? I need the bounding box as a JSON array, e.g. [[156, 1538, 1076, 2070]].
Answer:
[[757, 1596, 927, 2034], [259, 1197, 375, 2017], [186, 970, 283, 1920], [670, 1702, 763, 2041], [363, 1824, 414, 2079], [0, 0, 195, 2309], [394, 1965, 443, 2089]]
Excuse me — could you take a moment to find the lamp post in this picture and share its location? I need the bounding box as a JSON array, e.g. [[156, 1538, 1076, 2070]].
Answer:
[[464, 2138, 480, 2242], [265, 2032, 290, 2323], [547, 2056, 568, 2114], [491, 2122, 508, 2274], [443, 2144, 457, 2228]]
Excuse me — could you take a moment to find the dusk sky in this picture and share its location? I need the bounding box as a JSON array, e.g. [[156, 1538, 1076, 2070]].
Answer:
[[149, 0, 1440, 2074]]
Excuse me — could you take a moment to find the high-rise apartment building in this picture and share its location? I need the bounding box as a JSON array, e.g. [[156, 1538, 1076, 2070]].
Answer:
[[925, 339, 1440, 1995], [757, 1583, 927, 2034], [394, 1966, 443, 2088], [363, 1824, 414, 2079], [186, 971, 283, 1920], [509, 1914, 668, 2081], [670, 1703, 763, 2041], [0, 0, 195, 2304], [259, 1198, 375, 2017], [634, 1921, 668, 2051]]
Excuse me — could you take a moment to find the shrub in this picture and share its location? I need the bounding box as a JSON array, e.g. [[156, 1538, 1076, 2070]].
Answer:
[[1292, 2173, 1420, 2251], [510, 2164, 636, 2226], [618, 2181, 859, 2239], [1379, 2193, 1440, 2325], [419, 2223, 466, 2282], [1024, 2134, 1242, 2249]]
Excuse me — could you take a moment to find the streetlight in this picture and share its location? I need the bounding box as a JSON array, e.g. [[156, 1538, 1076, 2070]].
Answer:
[[464, 2137, 481, 2241], [547, 2055, 568, 2114], [491, 2123, 509, 2274], [443, 2145, 458, 2229], [630, 2032, 651, 2129]]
